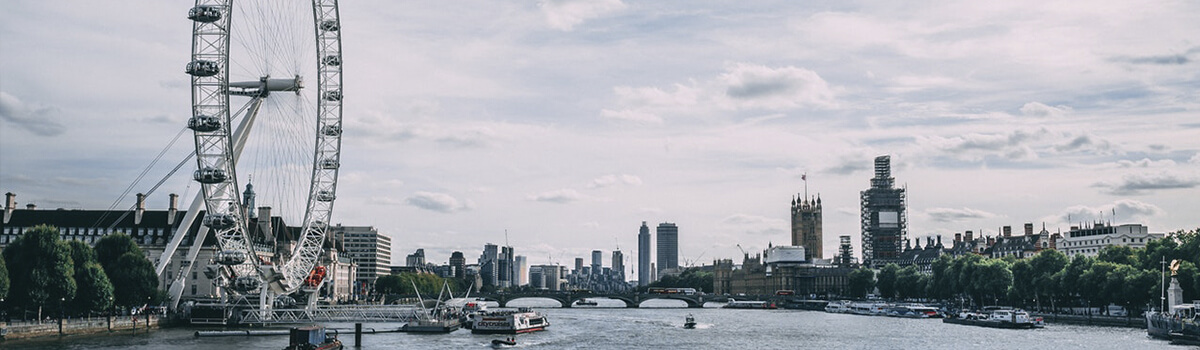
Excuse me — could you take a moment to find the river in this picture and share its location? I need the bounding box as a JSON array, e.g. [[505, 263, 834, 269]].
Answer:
[[1, 299, 1178, 349]]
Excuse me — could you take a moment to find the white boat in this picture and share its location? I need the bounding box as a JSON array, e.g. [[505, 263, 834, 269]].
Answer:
[[684, 314, 696, 329], [849, 301, 889, 315], [471, 307, 550, 334], [824, 300, 852, 313]]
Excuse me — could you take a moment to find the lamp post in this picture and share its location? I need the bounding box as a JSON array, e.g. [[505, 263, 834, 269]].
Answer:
[[59, 297, 65, 335], [108, 296, 114, 331]]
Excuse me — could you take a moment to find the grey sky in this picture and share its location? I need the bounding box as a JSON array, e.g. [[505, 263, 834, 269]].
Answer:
[[2, 1, 1198, 270]]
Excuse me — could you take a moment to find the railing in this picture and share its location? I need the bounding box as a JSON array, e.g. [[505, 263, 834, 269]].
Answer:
[[239, 305, 420, 324]]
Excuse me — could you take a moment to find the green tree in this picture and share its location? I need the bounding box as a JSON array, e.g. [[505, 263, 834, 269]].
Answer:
[[73, 263, 114, 315], [94, 232, 143, 270], [649, 268, 713, 293], [1137, 236, 1181, 272], [1028, 249, 1068, 311], [846, 268, 875, 298], [928, 254, 955, 300], [2, 225, 76, 320], [107, 252, 158, 308], [1097, 245, 1138, 267], [0, 250, 9, 301], [1009, 259, 1033, 306], [1080, 261, 1118, 315], [894, 265, 924, 300], [973, 259, 1012, 306], [876, 264, 900, 299], [1056, 254, 1094, 304]]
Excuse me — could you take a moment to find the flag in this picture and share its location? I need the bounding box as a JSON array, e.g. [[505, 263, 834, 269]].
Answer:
[[801, 174, 806, 181]]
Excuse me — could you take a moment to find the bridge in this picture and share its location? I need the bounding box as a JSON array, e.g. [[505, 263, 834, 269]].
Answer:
[[471, 292, 728, 308]]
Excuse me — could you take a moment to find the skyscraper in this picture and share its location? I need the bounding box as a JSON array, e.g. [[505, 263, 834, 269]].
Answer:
[[656, 222, 679, 273], [638, 221, 651, 286], [791, 193, 823, 261], [514, 255, 527, 286], [860, 155, 906, 268], [449, 251, 465, 278], [591, 250, 602, 275], [480, 243, 499, 287], [612, 250, 625, 282]]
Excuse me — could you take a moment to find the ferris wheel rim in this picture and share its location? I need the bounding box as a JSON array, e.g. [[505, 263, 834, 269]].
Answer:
[[186, 0, 344, 296]]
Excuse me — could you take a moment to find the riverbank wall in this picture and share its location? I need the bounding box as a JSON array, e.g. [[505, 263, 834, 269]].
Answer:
[[0, 315, 160, 340], [1035, 313, 1145, 329]]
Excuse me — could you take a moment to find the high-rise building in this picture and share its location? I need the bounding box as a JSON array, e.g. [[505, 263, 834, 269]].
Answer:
[[612, 250, 625, 282], [406, 248, 426, 267], [860, 155, 906, 268], [333, 224, 392, 294], [574, 257, 584, 274], [449, 251, 465, 278], [499, 245, 514, 288], [480, 243, 499, 287], [656, 222, 678, 273], [638, 221, 651, 286], [791, 193, 823, 261], [515, 255, 527, 286], [591, 250, 603, 274]]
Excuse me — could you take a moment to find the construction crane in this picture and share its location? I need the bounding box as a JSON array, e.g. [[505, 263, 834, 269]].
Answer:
[[736, 244, 747, 257]]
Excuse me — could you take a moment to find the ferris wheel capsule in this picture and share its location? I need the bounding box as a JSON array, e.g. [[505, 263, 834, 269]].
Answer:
[[323, 89, 342, 102], [319, 20, 340, 32], [202, 213, 238, 230], [215, 250, 249, 265], [322, 125, 342, 137], [322, 55, 342, 66], [193, 167, 228, 184], [187, 5, 222, 23], [233, 276, 262, 292], [185, 60, 220, 77], [187, 115, 222, 132]]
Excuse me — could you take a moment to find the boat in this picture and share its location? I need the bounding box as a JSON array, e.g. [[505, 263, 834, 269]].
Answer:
[[460, 301, 489, 329], [684, 314, 696, 329], [1147, 261, 1200, 344], [491, 337, 518, 348], [723, 301, 777, 309], [284, 326, 343, 350], [824, 300, 852, 313], [848, 301, 889, 315], [471, 307, 550, 334], [400, 280, 463, 333], [885, 305, 943, 318], [576, 298, 598, 306], [942, 308, 1039, 329]]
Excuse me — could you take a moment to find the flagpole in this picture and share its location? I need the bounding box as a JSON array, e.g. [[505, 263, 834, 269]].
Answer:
[[803, 173, 808, 201]]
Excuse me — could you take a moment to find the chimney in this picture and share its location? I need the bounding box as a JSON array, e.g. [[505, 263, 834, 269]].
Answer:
[[168, 193, 179, 225], [1002, 226, 1011, 237], [954, 233, 962, 243], [3, 192, 14, 224], [927, 236, 934, 249], [25, 203, 36, 210], [965, 230, 974, 242], [1024, 223, 1034, 236], [135, 193, 146, 225], [937, 235, 942, 247]]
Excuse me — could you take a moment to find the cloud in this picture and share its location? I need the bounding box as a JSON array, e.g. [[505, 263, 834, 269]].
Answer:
[[1019, 102, 1072, 118], [824, 159, 869, 175], [405, 191, 474, 213], [599, 109, 663, 125], [539, 0, 626, 31], [1110, 54, 1190, 65], [0, 91, 67, 136], [1093, 173, 1200, 195], [587, 174, 642, 188], [528, 189, 585, 203], [925, 207, 998, 223], [434, 127, 495, 148], [1058, 199, 1164, 223], [1054, 134, 1111, 153], [1115, 158, 1177, 168], [719, 63, 836, 110], [923, 129, 1047, 161], [719, 214, 786, 236]]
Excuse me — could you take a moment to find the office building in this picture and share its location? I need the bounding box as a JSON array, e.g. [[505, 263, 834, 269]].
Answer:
[[656, 222, 679, 273], [638, 221, 651, 286], [333, 224, 392, 294], [449, 251, 465, 278], [612, 250, 625, 282], [591, 250, 602, 274]]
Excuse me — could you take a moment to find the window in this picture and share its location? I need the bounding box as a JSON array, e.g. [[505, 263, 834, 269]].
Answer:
[[193, 271, 198, 280], [191, 285, 197, 295]]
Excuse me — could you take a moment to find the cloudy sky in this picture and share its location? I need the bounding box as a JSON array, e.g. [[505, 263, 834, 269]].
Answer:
[[3, 1, 1199, 275]]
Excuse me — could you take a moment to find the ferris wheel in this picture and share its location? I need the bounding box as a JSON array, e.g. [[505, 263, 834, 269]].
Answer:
[[184, 0, 343, 300]]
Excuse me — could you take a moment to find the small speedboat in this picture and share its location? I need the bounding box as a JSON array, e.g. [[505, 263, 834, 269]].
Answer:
[[491, 337, 518, 348], [684, 314, 696, 329]]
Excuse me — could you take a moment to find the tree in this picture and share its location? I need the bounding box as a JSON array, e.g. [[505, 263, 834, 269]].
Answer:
[[846, 268, 875, 298], [1009, 259, 1033, 306], [2, 225, 76, 320], [1028, 249, 1068, 311], [94, 233, 143, 270], [1057, 254, 1094, 304], [1097, 245, 1138, 267], [894, 265, 924, 300], [973, 260, 1012, 306], [72, 263, 114, 315], [106, 252, 158, 308], [67, 240, 113, 315], [1080, 261, 1118, 315], [876, 264, 899, 299], [648, 268, 713, 293], [928, 254, 955, 300], [0, 250, 9, 301]]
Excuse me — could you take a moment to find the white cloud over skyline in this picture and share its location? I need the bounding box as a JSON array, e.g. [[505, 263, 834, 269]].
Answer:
[[2, 1, 1199, 267]]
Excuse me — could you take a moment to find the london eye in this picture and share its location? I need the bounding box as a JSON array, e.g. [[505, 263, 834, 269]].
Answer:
[[184, 0, 344, 303]]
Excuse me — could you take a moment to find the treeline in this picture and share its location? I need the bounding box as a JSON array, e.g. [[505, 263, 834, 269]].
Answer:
[[644, 268, 714, 293], [1, 225, 161, 320], [848, 228, 1200, 315], [375, 272, 473, 298]]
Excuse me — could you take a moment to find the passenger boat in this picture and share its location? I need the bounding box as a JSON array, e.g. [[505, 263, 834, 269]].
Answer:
[[824, 300, 852, 313], [575, 298, 598, 306], [723, 301, 777, 309], [684, 314, 696, 329], [943, 308, 1039, 329], [400, 315, 461, 333], [848, 301, 889, 315], [885, 305, 943, 318], [460, 301, 489, 329], [471, 307, 550, 334], [284, 326, 343, 350]]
